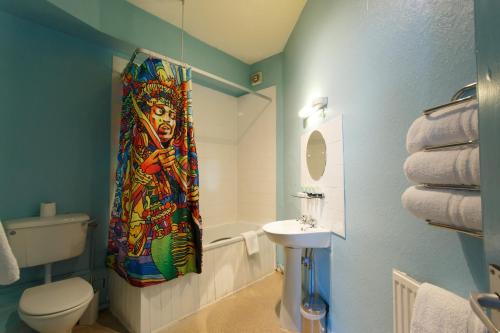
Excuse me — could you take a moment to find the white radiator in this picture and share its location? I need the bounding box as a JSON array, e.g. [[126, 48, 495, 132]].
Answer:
[[393, 269, 421, 333]]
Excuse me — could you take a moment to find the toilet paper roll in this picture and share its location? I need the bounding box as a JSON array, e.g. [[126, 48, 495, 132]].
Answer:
[[40, 202, 56, 217]]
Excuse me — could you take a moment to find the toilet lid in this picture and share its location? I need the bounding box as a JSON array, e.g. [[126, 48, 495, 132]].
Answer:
[[19, 277, 93, 316]]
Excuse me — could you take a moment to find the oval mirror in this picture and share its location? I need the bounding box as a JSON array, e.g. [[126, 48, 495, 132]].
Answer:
[[306, 130, 327, 181]]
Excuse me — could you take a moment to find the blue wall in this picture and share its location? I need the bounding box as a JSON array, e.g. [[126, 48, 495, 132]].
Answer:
[[281, 0, 486, 332], [0, 8, 112, 262], [0, 9, 112, 331]]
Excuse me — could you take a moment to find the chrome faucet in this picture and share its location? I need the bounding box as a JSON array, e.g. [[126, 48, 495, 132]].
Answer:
[[296, 214, 317, 229]]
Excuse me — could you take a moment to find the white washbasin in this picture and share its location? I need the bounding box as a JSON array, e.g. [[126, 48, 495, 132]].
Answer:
[[262, 219, 330, 248], [263, 219, 331, 331]]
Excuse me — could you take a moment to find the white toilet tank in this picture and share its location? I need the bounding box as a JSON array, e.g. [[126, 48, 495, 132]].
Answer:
[[4, 214, 90, 268]]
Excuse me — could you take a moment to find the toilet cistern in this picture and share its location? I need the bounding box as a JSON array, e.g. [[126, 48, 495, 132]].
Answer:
[[4, 213, 94, 333]]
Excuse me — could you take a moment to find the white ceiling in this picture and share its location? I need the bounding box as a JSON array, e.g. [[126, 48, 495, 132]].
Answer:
[[127, 0, 307, 64]]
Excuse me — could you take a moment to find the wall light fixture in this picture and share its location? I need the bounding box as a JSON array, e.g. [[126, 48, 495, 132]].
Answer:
[[298, 97, 328, 119]]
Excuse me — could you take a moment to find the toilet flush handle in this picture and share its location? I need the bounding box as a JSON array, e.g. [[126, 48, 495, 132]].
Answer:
[[82, 219, 97, 228]]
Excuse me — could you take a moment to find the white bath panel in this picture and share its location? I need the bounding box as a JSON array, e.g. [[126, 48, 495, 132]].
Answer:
[[173, 273, 202, 320], [246, 246, 264, 283], [108, 233, 276, 333], [263, 239, 277, 277], [198, 250, 216, 307], [145, 284, 162, 331], [213, 244, 237, 299], [250, 236, 270, 280], [234, 241, 251, 291], [109, 271, 145, 333], [159, 281, 173, 328]]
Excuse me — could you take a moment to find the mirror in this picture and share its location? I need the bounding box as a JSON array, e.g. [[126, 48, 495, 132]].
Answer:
[[306, 130, 327, 180]]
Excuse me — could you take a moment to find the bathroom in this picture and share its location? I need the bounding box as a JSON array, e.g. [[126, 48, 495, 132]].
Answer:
[[0, 0, 499, 332]]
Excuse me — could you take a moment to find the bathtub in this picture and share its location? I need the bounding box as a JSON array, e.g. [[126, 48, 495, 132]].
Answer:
[[108, 223, 276, 333], [204, 222, 261, 249]]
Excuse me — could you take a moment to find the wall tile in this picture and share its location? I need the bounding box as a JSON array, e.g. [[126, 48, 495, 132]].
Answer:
[[237, 87, 277, 223], [301, 115, 345, 236]]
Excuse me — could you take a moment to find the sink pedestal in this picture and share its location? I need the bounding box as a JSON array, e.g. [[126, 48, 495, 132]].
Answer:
[[262, 219, 330, 332], [280, 247, 302, 332]]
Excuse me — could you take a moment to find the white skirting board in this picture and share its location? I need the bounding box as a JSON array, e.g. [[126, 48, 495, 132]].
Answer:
[[108, 233, 276, 333], [392, 269, 421, 333]]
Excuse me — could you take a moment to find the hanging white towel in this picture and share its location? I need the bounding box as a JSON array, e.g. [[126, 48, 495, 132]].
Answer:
[[410, 283, 486, 333], [402, 186, 482, 231], [404, 145, 480, 186], [241, 231, 259, 256], [406, 98, 478, 154], [0, 220, 19, 285]]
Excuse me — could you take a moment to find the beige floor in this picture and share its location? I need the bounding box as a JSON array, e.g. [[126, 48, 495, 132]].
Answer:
[[75, 272, 284, 333], [74, 310, 128, 333]]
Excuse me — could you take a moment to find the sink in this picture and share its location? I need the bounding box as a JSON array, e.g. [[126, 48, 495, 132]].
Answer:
[[262, 219, 330, 248], [262, 219, 331, 332]]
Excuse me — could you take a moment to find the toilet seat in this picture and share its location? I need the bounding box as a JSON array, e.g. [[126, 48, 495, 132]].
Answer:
[[19, 277, 93, 316]]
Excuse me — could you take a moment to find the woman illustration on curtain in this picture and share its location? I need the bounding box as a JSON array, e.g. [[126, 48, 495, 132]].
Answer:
[[107, 58, 202, 287]]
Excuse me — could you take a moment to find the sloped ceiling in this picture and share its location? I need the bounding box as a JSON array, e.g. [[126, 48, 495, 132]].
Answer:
[[127, 0, 307, 64]]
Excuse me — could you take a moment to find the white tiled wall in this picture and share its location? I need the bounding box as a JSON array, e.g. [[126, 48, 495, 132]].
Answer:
[[192, 84, 238, 227], [108, 233, 276, 333], [301, 115, 345, 237], [191, 84, 276, 226], [237, 86, 277, 224]]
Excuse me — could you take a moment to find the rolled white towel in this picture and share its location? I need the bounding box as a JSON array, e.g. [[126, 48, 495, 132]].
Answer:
[[404, 145, 480, 186], [402, 186, 482, 231], [407, 98, 478, 154], [410, 283, 486, 333], [0, 220, 20, 285]]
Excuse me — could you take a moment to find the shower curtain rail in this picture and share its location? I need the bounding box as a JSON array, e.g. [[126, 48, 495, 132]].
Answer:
[[124, 48, 272, 103]]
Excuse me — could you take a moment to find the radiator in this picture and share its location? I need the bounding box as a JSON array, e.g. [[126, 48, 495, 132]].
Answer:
[[392, 270, 421, 333]]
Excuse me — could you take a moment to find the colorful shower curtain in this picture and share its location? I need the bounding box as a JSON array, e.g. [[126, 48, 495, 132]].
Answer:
[[107, 58, 202, 287]]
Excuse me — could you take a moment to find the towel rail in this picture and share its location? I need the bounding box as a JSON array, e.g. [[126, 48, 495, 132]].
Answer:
[[451, 82, 477, 101], [420, 83, 479, 153], [425, 221, 483, 239], [470, 292, 500, 332], [424, 140, 479, 152], [422, 183, 482, 238], [422, 184, 480, 192], [422, 95, 476, 116], [422, 82, 477, 116], [417, 83, 481, 238]]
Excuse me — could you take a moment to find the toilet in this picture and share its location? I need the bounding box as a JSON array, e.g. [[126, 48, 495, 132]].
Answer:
[[4, 213, 94, 333]]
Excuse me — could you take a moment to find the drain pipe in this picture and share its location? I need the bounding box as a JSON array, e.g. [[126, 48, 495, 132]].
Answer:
[[301, 248, 328, 332], [302, 248, 316, 296]]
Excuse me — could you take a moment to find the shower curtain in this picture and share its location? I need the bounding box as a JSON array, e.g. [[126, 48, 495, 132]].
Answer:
[[107, 58, 202, 287]]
